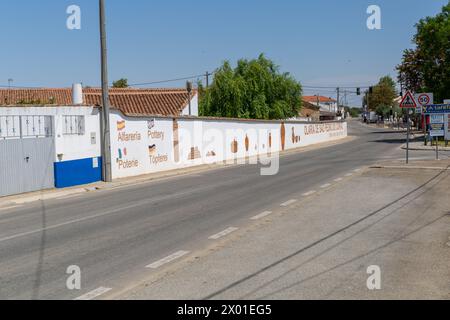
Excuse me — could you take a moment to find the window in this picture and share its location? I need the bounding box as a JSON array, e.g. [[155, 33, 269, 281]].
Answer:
[[0, 115, 52, 139], [63, 115, 85, 135]]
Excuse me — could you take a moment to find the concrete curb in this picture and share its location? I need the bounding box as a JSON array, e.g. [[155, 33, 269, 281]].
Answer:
[[371, 165, 450, 171]]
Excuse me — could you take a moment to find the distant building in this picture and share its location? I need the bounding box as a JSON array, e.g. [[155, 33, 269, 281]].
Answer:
[[303, 95, 338, 114]]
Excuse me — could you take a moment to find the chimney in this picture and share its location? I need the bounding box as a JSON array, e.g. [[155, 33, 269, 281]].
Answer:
[[72, 83, 83, 105]]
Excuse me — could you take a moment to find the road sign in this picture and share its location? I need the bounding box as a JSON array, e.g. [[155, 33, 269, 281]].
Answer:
[[415, 93, 433, 106], [400, 91, 417, 108], [423, 104, 450, 114]]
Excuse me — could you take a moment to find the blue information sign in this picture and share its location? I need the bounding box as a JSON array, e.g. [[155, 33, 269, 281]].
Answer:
[[423, 104, 450, 114]]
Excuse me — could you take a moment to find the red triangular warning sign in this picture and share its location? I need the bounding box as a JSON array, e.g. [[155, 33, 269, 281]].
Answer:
[[400, 91, 417, 108]]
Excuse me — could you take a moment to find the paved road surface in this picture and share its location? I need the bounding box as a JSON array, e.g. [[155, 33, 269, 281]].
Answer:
[[0, 121, 446, 299]]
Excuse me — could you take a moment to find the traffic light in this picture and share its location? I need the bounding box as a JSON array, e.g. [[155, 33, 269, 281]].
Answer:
[[369, 86, 373, 94], [357, 88, 361, 96]]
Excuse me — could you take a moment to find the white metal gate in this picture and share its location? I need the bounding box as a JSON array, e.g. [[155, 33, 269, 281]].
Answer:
[[0, 115, 55, 197]]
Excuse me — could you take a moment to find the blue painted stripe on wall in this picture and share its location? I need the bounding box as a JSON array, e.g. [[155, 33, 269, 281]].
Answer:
[[54, 157, 102, 188]]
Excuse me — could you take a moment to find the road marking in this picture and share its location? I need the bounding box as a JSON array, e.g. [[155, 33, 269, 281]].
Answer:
[[334, 178, 343, 182], [354, 168, 362, 172], [320, 183, 332, 189], [280, 199, 298, 207], [302, 191, 316, 197], [345, 173, 353, 177], [74, 287, 112, 300], [251, 211, 272, 220], [0, 205, 20, 212], [146, 251, 190, 269], [209, 227, 239, 240]]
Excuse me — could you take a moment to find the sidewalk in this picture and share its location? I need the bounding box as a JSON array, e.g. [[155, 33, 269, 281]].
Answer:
[[402, 141, 450, 152], [120, 159, 450, 300]]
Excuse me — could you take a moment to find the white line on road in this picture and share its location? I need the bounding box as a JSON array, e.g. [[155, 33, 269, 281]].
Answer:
[[334, 178, 343, 182], [209, 227, 239, 240], [345, 173, 353, 177], [302, 191, 316, 197], [146, 251, 190, 269], [280, 199, 298, 207], [74, 287, 112, 300], [251, 211, 272, 220], [320, 183, 332, 189], [0, 205, 20, 212], [354, 168, 362, 172]]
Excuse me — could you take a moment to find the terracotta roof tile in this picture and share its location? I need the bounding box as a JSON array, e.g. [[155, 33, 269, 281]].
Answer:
[[303, 95, 337, 103], [0, 88, 196, 117]]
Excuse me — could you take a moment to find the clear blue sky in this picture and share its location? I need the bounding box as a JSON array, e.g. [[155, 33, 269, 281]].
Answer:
[[0, 0, 448, 106]]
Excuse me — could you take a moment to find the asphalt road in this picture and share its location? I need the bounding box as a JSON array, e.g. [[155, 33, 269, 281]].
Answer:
[[0, 121, 445, 300]]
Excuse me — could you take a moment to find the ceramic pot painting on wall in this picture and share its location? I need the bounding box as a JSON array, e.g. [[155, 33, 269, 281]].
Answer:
[[188, 147, 201, 160], [281, 123, 286, 151], [268, 133, 272, 157], [173, 119, 180, 162], [148, 144, 156, 156], [292, 127, 301, 144], [231, 139, 238, 154], [245, 135, 250, 152]]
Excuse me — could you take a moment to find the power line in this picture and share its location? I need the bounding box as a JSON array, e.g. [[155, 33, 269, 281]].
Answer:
[[129, 72, 214, 87]]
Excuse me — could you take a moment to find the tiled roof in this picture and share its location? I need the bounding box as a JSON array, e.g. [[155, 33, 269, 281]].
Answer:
[[0, 88, 196, 117], [303, 95, 337, 103]]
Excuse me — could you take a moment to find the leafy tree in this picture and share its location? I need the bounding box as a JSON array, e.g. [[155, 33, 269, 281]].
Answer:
[[397, 2, 450, 102], [366, 76, 397, 111], [112, 78, 129, 88], [200, 54, 303, 120]]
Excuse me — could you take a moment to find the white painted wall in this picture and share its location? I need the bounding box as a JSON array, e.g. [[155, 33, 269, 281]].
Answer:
[[110, 110, 348, 179], [0, 106, 101, 162]]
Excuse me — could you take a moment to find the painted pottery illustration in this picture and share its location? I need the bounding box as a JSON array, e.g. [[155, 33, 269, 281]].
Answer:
[[188, 147, 201, 160], [231, 139, 238, 154], [245, 135, 249, 152], [148, 144, 156, 156], [292, 127, 301, 144], [281, 123, 286, 151], [173, 119, 180, 162]]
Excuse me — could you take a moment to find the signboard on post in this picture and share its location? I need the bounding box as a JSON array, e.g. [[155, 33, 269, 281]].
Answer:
[[429, 115, 445, 137], [446, 114, 450, 140], [415, 93, 433, 114], [400, 91, 417, 109], [423, 104, 450, 114]]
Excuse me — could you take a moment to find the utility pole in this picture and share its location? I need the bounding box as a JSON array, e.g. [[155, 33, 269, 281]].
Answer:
[[99, 0, 112, 182], [205, 71, 211, 89], [7, 79, 13, 105], [336, 87, 340, 114], [186, 81, 192, 116]]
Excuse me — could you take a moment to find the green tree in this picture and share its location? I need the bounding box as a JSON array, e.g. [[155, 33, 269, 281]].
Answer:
[[112, 78, 129, 88], [397, 2, 450, 102], [199, 54, 303, 120], [367, 76, 397, 111]]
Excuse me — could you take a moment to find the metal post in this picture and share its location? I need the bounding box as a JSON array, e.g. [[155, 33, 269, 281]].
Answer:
[[336, 87, 340, 114], [406, 111, 410, 164], [206, 72, 210, 89], [99, 0, 112, 182], [436, 136, 439, 160], [186, 81, 192, 116]]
